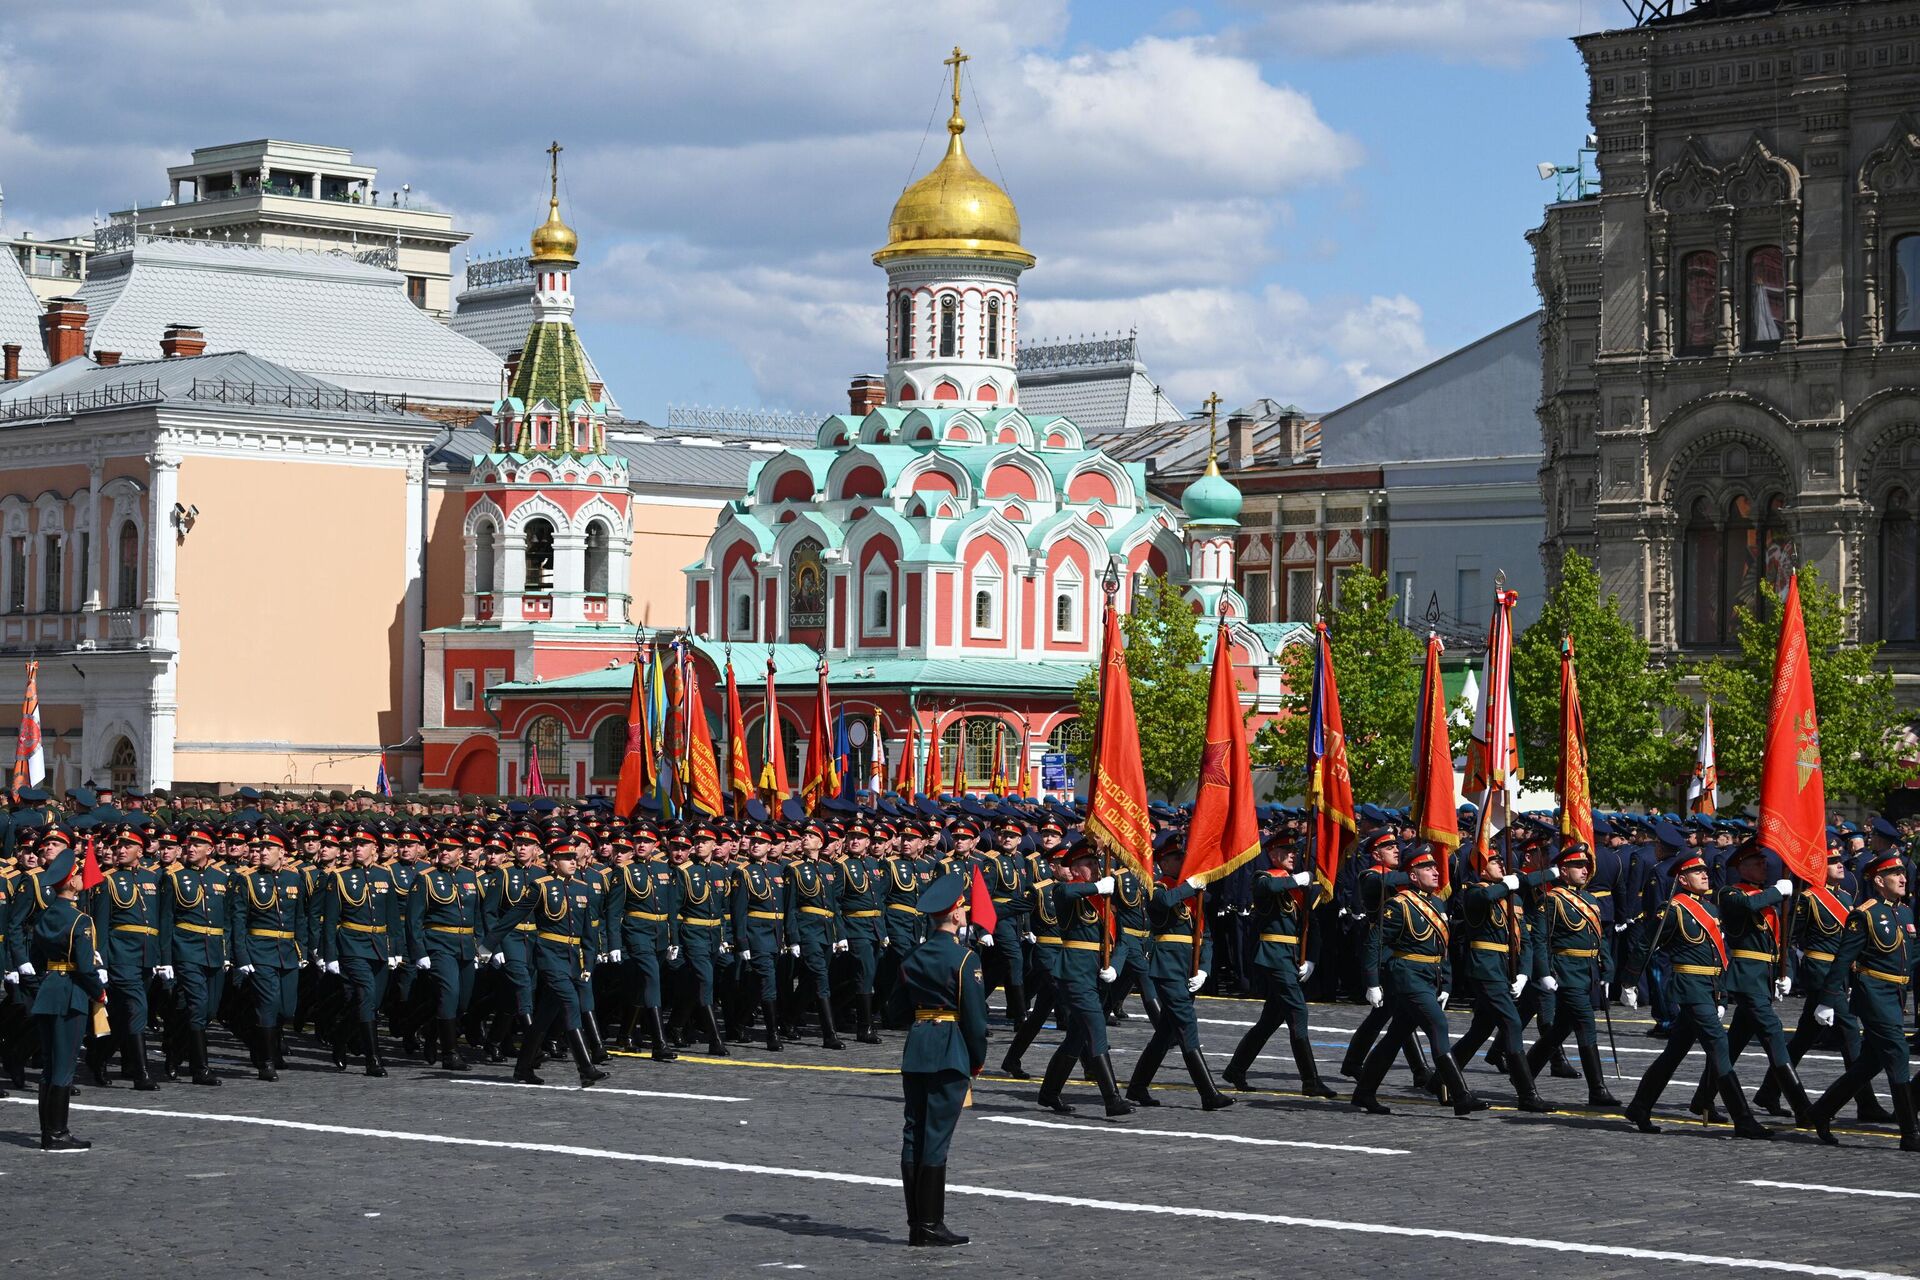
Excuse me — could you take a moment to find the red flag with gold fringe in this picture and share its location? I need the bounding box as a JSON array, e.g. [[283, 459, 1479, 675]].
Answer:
[[1083, 606, 1153, 882]]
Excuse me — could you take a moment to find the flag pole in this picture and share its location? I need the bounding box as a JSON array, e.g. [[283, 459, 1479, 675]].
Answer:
[[1095, 556, 1121, 969]]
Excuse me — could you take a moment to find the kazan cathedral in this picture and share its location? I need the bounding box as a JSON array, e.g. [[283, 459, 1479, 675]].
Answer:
[[426, 59, 1298, 800]]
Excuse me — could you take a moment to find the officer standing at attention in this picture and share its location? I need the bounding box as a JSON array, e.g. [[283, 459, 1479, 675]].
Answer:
[[90, 827, 161, 1090], [889, 871, 987, 1248], [408, 833, 481, 1073], [157, 822, 229, 1087], [31, 840, 104, 1151], [231, 830, 304, 1082], [319, 824, 401, 1078]]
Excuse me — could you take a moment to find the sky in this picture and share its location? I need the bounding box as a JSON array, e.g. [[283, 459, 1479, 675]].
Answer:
[[0, 0, 1613, 425]]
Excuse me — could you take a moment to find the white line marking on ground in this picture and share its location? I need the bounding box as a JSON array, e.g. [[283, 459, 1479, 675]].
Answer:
[[3, 1098, 1900, 1278], [1745, 1180, 1920, 1201], [1190, 1018, 1845, 1061], [445, 1079, 747, 1103], [980, 1115, 1405, 1155]]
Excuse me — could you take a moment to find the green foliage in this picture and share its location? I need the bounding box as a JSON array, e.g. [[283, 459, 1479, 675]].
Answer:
[[1512, 549, 1686, 806], [1692, 566, 1908, 808], [1073, 573, 1209, 800], [1252, 568, 1422, 803]]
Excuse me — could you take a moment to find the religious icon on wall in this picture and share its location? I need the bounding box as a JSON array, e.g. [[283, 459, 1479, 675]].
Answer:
[[790, 537, 827, 628]]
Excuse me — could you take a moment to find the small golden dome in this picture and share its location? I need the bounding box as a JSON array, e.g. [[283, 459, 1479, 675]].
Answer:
[[530, 197, 578, 264], [875, 111, 1033, 268]]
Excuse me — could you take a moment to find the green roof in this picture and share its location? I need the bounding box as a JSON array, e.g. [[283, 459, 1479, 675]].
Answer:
[[486, 644, 1092, 699], [508, 321, 593, 419]]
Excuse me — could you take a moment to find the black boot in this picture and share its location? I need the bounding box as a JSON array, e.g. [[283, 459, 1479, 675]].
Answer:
[[36, 1084, 54, 1150], [86, 1036, 114, 1088], [330, 1014, 352, 1072], [361, 1021, 388, 1078], [512, 1023, 547, 1085], [818, 998, 846, 1051], [1089, 1052, 1133, 1118], [1005, 983, 1026, 1026], [647, 1008, 678, 1062], [1297, 1056, 1339, 1099], [440, 1020, 470, 1071], [1770, 1062, 1815, 1128], [702, 1006, 732, 1057], [1434, 1049, 1485, 1117], [1578, 1044, 1619, 1108], [190, 1029, 221, 1087], [581, 1012, 611, 1065], [42, 1086, 89, 1152], [761, 1001, 782, 1053], [1549, 1045, 1581, 1079], [1221, 1039, 1254, 1092], [1510, 1057, 1552, 1113], [1183, 1047, 1235, 1111], [1894, 1081, 1920, 1153], [903, 1159, 923, 1246], [126, 1033, 159, 1092], [1036, 1047, 1076, 1114], [567, 1029, 610, 1086], [1717, 1072, 1772, 1140], [272, 1025, 289, 1071], [1126, 1035, 1169, 1107], [912, 1165, 968, 1247], [255, 1026, 278, 1082], [1405, 1036, 1434, 1092], [856, 994, 881, 1045]]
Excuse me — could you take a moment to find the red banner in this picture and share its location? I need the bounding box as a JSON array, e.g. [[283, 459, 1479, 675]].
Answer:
[[725, 662, 754, 810], [1183, 623, 1260, 887], [1758, 573, 1826, 885], [1306, 622, 1355, 897], [1558, 635, 1595, 852], [682, 665, 725, 819], [613, 659, 646, 818], [1083, 606, 1153, 882], [1411, 632, 1459, 893], [802, 663, 837, 814], [760, 658, 789, 796]]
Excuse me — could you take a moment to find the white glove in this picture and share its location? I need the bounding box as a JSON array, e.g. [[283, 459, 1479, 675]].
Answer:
[[17, 962, 34, 978], [609, 949, 622, 963], [155, 965, 174, 981], [96, 969, 110, 986], [1186, 875, 1205, 890], [879, 937, 891, 950], [1023, 932, 1037, 944], [1365, 985, 1384, 1008], [388, 955, 403, 971], [786, 944, 800, 957], [1298, 961, 1315, 982], [669, 945, 683, 961], [740, 949, 753, 962], [1509, 974, 1527, 998], [92, 952, 104, 968], [1622, 988, 1638, 1009], [1540, 975, 1559, 992], [1814, 1004, 1836, 1027], [473, 957, 482, 970], [415, 957, 431, 971], [832, 939, 848, 954], [1093, 876, 1115, 895], [978, 933, 995, 948], [1716, 1005, 1726, 1021], [596, 953, 609, 964], [1187, 969, 1207, 994], [325, 960, 341, 975], [1773, 879, 1793, 897], [1614, 922, 1630, 933], [1546, 867, 1561, 881], [1098, 966, 1118, 983], [2, 970, 15, 985], [1439, 991, 1450, 1011], [222, 960, 232, 971], [490, 952, 506, 968], [1291, 871, 1315, 888], [238, 964, 256, 976], [1774, 976, 1791, 999], [1502, 874, 1520, 891], [718, 943, 733, 956]]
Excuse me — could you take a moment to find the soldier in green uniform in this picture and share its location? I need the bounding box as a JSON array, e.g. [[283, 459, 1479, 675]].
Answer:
[[407, 833, 481, 1072], [889, 871, 987, 1248], [787, 821, 847, 1050], [1350, 845, 1483, 1117], [1807, 850, 1917, 1150], [30, 841, 105, 1151], [318, 824, 401, 1077], [1522, 841, 1622, 1107], [876, 827, 926, 1023], [1034, 847, 1131, 1118], [1123, 845, 1232, 1110], [1222, 833, 1335, 1096], [1000, 844, 1069, 1079], [483, 825, 545, 1060], [157, 822, 229, 1086], [671, 825, 733, 1055], [976, 819, 1032, 1025], [611, 826, 678, 1060], [730, 824, 788, 1052], [1101, 856, 1154, 1027], [231, 829, 304, 1081], [512, 837, 610, 1087], [1444, 843, 1553, 1112], [1619, 849, 1770, 1138], [837, 820, 886, 1043], [90, 827, 161, 1090]]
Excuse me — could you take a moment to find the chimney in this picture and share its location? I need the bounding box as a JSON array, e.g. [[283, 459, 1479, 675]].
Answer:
[[1227, 414, 1256, 470], [39, 297, 88, 366], [1, 343, 19, 382], [160, 324, 206, 359], [504, 346, 523, 390], [95, 350, 122, 367], [848, 375, 886, 416], [587, 380, 605, 404]]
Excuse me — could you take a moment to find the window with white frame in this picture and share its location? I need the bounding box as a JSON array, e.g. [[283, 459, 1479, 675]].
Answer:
[[1051, 564, 1082, 641], [453, 670, 476, 712], [862, 561, 892, 637], [727, 562, 755, 640], [1286, 568, 1316, 622], [483, 668, 506, 702], [970, 563, 1002, 638]]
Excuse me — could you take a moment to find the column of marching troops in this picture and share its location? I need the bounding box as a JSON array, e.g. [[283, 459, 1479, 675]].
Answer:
[[2, 783, 1915, 1197]]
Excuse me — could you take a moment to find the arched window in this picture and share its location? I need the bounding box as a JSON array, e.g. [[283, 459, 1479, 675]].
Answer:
[[1054, 590, 1075, 636], [525, 715, 565, 784], [1745, 245, 1785, 349], [108, 736, 137, 790], [974, 591, 993, 629], [1681, 492, 1790, 646], [474, 520, 496, 595], [591, 716, 627, 780], [939, 295, 957, 358], [862, 560, 891, 637], [1893, 234, 1920, 341], [1046, 718, 1090, 793], [115, 520, 139, 610], [986, 297, 1001, 359], [1679, 249, 1718, 355], [895, 293, 913, 359], [523, 518, 554, 593], [938, 717, 1020, 792], [734, 591, 753, 636], [1682, 497, 1723, 645], [1882, 488, 1918, 643], [584, 519, 610, 595]]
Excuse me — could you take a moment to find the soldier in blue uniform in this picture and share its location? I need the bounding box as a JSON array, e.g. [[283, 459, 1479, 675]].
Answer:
[[889, 871, 987, 1248], [157, 822, 229, 1086], [30, 841, 104, 1151], [1222, 833, 1335, 1096], [1522, 841, 1622, 1107], [319, 824, 401, 1077], [513, 836, 610, 1087], [1807, 850, 1917, 1150], [231, 829, 304, 1081], [90, 826, 161, 1090], [407, 833, 482, 1072], [1122, 845, 1232, 1110]]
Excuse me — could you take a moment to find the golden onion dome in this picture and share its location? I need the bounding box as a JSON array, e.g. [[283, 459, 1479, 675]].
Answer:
[[875, 110, 1033, 268], [530, 196, 579, 264]]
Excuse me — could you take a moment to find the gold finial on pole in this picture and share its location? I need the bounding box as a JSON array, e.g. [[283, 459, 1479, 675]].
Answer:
[[944, 46, 970, 130], [1202, 391, 1224, 474], [546, 140, 563, 202]]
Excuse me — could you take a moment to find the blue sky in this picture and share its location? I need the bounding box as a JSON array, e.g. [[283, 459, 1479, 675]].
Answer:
[[0, 0, 1604, 424]]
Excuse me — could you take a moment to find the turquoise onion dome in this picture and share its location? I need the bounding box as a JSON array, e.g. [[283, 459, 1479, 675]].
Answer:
[[1181, 453, 1243, 525]]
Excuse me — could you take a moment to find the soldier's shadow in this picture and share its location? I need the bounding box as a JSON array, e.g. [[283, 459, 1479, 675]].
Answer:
[[723, 1212, 895, 1245]]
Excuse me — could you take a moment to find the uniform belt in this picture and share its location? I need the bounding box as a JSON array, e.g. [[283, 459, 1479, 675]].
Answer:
[[340, 921, 384, 934], [1392, 951, 1441, 963], [1855, 966, 1909, 985], [887, 904, 922, 914], [46, 961, 76, 973], [1730, 949, 1775, 963], [427, 926, 473, 935], [1674, 964, 1721, 976], [247, 928, 295, 939], [1803, 950, 1836, 963], [1121, 927, 1149, 938], [989, 896, 1013, 905], [1470, 941, 1509, 953], [1033, 933, 1061, 944], [1553, 947, 1598, 958], [1259, 933, 1299, 944], [845, 910, 882, 919], [514, 922, 536, 932], [537, 931, 580, 946], [682, 917, 721, 927], [1154, 934, 1194, 945], [177, 922, 225, 936], [625, 910, 670, 922], [747, 910, 783, 921], [799, 906, 834, 917], [1063, 940, 1102, 951], [914, 1009, 956, 1023], [112, 924, 159, 935]]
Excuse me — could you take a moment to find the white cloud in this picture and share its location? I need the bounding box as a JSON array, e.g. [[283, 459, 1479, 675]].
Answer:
[[1230, 0, 1585, 67]]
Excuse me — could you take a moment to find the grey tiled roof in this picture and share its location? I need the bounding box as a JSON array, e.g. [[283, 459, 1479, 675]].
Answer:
[[432, 420, 761, 494], [1018, 362, 1179, 435], [450, 272, 618, 411], [1088, 399, 1319, 476], [0, 349, 432, 427], [77, 237, 503, 404], [0, 253, 48, 377]]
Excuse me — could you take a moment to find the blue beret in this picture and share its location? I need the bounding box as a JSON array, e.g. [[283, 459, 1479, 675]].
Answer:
[[1652, 820, 1688, 849], [1871, 816, 1900, 841]]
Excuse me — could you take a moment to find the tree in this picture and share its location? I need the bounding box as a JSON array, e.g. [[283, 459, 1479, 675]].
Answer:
[[1073, 573, 1208, 800], [1252, 567, 1421, 803], [1512, 548, 1687, 807], [1693, 565, 1908, 808]]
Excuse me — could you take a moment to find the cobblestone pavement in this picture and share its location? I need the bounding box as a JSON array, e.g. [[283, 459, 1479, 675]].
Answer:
[[4, 994, 1913, 1280]]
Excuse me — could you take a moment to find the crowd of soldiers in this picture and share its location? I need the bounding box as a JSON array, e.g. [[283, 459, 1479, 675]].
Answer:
[[1, 778, 1915, 1182]]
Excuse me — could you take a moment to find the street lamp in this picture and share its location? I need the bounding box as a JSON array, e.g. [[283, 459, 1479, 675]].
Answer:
[[1101, 556, 1121, 608]]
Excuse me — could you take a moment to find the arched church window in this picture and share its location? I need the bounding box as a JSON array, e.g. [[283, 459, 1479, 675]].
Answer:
[[1893, 235, 1920, 341], [1679, 250, 1718, 355], [474, 520, 496, 594], [524, 518, 555, 594], [895, 293, 913, 360], [1745, 246, 1785, 350], [115, 520, 139, 610], [939, 295, 957, 358], [986, 297, 1001, 359], [1882, 488, 1918, 643], [526, 715, 564, 783], [591, 716, 626, 780], [584, 519, 610, 595]]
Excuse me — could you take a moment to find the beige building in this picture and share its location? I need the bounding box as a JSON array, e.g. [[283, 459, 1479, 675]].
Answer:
[[1534, 0, 1920, 681]]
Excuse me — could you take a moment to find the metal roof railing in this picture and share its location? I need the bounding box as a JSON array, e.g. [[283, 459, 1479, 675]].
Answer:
[[0, 379, 164, 423]]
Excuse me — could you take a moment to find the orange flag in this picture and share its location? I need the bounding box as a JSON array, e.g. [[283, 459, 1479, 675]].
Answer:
[[1084, 605, 1153, 882], [922, 715, 943, 796], [1306, 621, 1356, 898], [1758, 573, 1827, 886], [894, 712, 919, 794], [802, 662, 837, 814], [1557, 635, 1595, 852], [1411, 632, 1459, 892], [681, 664, 725, 819], [759, 658, 790, 796], [1183, 623, 1261, 887], [613, 658, 647, 818], [724, 660, 754, 811]]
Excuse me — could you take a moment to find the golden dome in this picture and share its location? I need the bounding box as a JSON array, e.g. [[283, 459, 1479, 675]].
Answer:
[[530, 196, 578, 264], [875, 110, 1033, 268]]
